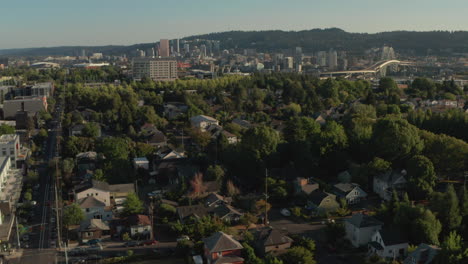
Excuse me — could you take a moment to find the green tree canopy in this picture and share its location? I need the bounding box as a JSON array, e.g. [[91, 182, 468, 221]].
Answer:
[[406, 155, 437, 199], [241, 125, 280, 159], [63, 203, 85, 227], [371, 117, 423, 161], [122, 193, 144, 216]]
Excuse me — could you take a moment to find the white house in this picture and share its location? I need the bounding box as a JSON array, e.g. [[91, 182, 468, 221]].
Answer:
[[373, 171, 407, 201], [74, 180, 111, 206], [333, 183, 367, 204], [190, 115, 219, 132], [345, 213, 383, 248], [368, 229, 408, 259], [78, 196, 113, 221], [127, 215, 152, 238]]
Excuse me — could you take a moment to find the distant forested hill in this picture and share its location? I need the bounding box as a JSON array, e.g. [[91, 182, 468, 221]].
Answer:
[[1, 28, 468, 56]]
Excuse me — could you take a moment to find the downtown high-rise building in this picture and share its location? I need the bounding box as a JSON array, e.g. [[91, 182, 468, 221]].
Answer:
[[176, 39, 180, 54], [317, 51, 327, 67], [327, 49, 338, 69], [184, 43, 190, 54], [159, 39, 170, 57]]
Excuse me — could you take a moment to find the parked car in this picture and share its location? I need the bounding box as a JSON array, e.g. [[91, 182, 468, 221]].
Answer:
[[85, 255, 102, 261], [50, 240, 56, 248], [21, 235, 29, 241], [280, 208, 291, 217], [153, 248, 175, 258], [69, 247, 86, 256], [176, 235, 190, 242], [124, 241, 139, 247], [50, 217, 56, 223], [147, 190, 162, 197], [89, 243, 103, 250], [142, 239, 158, 246], [86, 239, 101, 245]]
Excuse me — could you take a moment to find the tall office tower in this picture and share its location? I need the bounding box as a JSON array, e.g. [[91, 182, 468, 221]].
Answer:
[[132, 58, 178, 81], [317, 51, 327, 66], [213, 41, 220, 54], [81, 49, 86, 57], [184, 43, 190, 54], [137, 49, 146, 57], [327, 49, 338, 69], [170, 46, 174, 55], [159, 39, 170, 57], [283, 57, 294, 69], [295, 47, 303, 55], [206, 41, 213, 56], [147, 48, 155, 58], [200, 44, 207, 57], [176, 39, 180, 54]]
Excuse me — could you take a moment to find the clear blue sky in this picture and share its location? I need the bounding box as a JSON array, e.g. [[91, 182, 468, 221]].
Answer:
[[1, 0, 467, 49]]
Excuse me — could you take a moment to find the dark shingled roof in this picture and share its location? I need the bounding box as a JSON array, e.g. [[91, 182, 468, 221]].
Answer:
[[176, 204, 209, 220], [379, 229, 407, 246], [203, 231, 243, 253], [333, 183, 358, 194], [255, 227, 293, 246], [127, 215, 151, 226], [309, 190, 333, 205], [345, 213, 383, 228]]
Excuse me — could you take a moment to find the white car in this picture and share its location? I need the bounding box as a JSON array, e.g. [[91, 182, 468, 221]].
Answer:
[[280, 208, 291, 217], [51, 217, 56, 223], [176, 235, 190, 242], [147, 190, 162, 197]]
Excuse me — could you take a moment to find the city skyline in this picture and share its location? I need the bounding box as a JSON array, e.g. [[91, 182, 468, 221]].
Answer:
[[1, 0, 467, 49]]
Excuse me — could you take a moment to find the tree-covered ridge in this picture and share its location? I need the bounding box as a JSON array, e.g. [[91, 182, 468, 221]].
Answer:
[[3, 28, 468, 56]]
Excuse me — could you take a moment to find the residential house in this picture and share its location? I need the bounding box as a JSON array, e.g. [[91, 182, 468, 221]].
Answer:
[[373, 171, 407, 201], [203, 231, 244, 264], [294, 177, 319, 195], [163, 102, 188, 120], [210, 204, 243, 223], [78, 219, 110, 242], [78, 196, 113, 221], [127, 215, 152, 238], [176, 204, 210, 223], [332, 183, 367, 205], [0, 134, 20, 168], [205, 193, 232, 207], [190, 115, 219, 132], [368, 229, 408, 259], [140, 123, 167, 147], [74, 180, 111, 206], [156, 147, 186, 160], [403, 243, 440, 264], [73, 180, 135, 207], [253, 227, 293, 256], [345, 213, 383, 248], [222, 130, 239, 144], [307, 190, 340, 214], [133, 157, 149, 170]]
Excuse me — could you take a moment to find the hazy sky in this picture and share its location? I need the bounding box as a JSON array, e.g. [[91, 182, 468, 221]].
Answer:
[[1, 0, 467, 49]]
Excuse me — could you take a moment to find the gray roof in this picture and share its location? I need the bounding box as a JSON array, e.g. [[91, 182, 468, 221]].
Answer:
[[345, 213, 383, 228], [333, 183, 358, 193], [404, 243, 440, 264], [74, 179, 109, 193], [203, 231, 243, 253], [376, 171, 405, 184], [211, 204, 243, 219], [108, 183, 135, 193], [78, 196, 106, 208], [79, 219, 109, 232], [255, 227, 293, 246], [176, 204, 209, 220]]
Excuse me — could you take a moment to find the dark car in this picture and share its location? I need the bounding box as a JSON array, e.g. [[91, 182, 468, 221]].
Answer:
[[124, 241, 139, 247], [85, 239, 101, 245], [142, 239, 158, 246], [153, 248, 175, 258], [85, 255, 102, 261]]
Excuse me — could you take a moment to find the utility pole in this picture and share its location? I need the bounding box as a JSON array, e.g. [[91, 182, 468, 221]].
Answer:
[[15, 215, 20, 249], [264, 168, 269, 226], [149, 197, 155, 240]]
